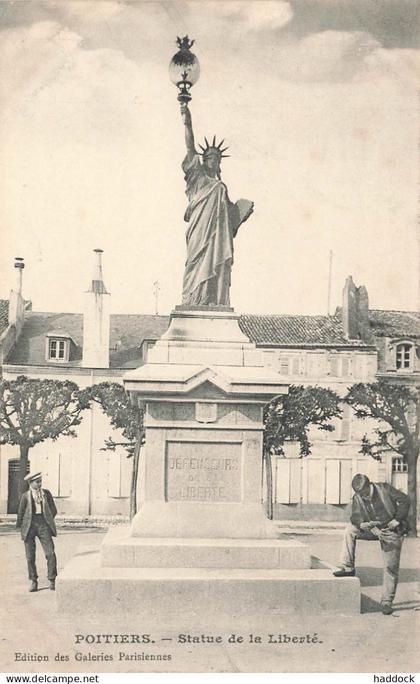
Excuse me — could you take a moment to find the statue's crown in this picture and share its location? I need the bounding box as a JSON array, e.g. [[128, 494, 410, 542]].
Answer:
[[199, 136, 230, 159]]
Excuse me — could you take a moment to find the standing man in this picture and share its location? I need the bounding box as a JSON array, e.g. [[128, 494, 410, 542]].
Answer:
[[16, 471, 58, 592], [333, 473, 410, 615]]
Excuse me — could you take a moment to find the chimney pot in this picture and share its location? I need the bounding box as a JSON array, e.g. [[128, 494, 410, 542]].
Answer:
[[13, 258, 24, 294], [82, 250, 110, 368]]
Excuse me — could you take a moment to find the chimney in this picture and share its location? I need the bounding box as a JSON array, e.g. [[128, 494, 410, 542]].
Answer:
[[82, 249, 111, 368], [342, 276, 373, 342], [8, 257, 25, 333], [357, 285, 374, 343], [342, 276, 358, 339]]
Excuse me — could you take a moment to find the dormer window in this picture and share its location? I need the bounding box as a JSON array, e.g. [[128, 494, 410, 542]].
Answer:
[[49, 338, 66, 360], [396, 343, 412, 370], [45, 331, 73, 363]]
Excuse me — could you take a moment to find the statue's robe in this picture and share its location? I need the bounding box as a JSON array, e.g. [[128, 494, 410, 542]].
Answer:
[[182, 154, 241, 306]]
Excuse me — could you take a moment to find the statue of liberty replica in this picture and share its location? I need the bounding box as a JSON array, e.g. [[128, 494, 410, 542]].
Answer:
[[55, 38, 352, 623], [170, 37, 254, 307]]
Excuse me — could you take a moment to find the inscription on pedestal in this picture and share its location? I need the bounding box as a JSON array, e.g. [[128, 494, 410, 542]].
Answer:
[[166, 441, 242, 503]]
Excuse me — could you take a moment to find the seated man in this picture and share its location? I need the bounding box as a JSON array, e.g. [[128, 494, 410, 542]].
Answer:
[[333, 473, 410, 615]]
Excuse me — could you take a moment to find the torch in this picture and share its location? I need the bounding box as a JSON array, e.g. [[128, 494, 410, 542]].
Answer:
[[169, 36, 200, 103]]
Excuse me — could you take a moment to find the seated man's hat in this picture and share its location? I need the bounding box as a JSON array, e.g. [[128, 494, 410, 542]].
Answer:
[[351, 473, 370, 493], [24, 471, 42, 483]]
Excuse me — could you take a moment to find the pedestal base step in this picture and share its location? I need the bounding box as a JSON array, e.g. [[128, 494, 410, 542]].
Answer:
[[56, 551, 360, 616], [101, 529, 311, 569]]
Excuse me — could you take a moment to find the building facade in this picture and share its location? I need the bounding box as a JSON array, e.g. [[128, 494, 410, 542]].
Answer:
[[1, 255, 418, 520]]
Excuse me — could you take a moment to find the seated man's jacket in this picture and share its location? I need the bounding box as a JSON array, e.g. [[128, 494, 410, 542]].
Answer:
[[350, 482, 410, 531], [16, 489, 57, 541]]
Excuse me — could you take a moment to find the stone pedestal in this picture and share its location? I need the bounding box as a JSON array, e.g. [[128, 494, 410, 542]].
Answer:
[[57, 308, 360, 616], [124, 307, 287, 541]]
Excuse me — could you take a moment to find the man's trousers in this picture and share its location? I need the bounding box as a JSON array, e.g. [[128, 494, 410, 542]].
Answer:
[[24, 515, 57, 582], [339, 523, 403, 604]]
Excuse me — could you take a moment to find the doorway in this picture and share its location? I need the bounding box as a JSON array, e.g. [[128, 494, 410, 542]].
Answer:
[[7, 458, 30, 513]]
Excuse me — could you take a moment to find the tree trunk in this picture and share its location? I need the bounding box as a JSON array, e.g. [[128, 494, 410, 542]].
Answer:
[[18, 444, 30, 498], [264, 451, 273, 520], [129, 439, 141, 521], [406, 451, 418, 537]]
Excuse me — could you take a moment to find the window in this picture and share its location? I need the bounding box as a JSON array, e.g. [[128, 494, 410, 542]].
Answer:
[[392, 457, 407, 474], [279, 357, 289, 375], [340, 404, 352, 441], [47, 337, 70, 362], [329, 356, 339, 376], [341, 357, 351, 377], [328, 354, 352, 377], [291, 357, 300, 375], [44, 452, 71, 497], [278, 356, 301, 375], [396, 343, 411, 370]]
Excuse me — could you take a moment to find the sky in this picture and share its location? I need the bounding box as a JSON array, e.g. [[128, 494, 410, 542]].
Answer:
[[0, 0, 419, 317]]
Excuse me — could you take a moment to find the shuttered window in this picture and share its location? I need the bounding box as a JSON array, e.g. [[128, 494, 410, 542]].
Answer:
[[43, 452, 71, 497], [325, 459, 352, 504], [340, 404, 352, 441], [274, 458, 301, 504], [279, 357, 289, 375], [341, 357, 351, 377], [108, 450, 131, 498], [329, 355, 339, 376]]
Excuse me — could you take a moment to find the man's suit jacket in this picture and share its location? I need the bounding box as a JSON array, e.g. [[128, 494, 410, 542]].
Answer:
[[350, 482, 410, 529], [16, 489, 57, 541]]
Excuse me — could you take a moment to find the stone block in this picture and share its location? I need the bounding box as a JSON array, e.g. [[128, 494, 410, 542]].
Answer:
[[101, 528, 311, 569], [159, 308, 252, 344], [129, 502, 278, 538], [56, 552, 360, 616]]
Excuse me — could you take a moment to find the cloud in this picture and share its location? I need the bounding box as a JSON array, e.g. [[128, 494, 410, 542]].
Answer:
[[0, 3, 418, 316], [0, 19, 159, 139], [287, 0, 419, 50], [0, 21, 82, 112], [3, 2, 414, 89], [266, 30, 382, 82], [216, 0, 293, 32], [362, 47, 420, 87], [50, 0, 125, 24]]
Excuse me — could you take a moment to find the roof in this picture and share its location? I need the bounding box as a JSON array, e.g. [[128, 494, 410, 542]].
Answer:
[[368, 309, 420, 338], [5, 312, 170, 369], [109, 314, 170, 367], [0, 300, 9, 336], [46, 329, 76, 340], [238, 313, 368, 347], [5, 306, 418, 369]]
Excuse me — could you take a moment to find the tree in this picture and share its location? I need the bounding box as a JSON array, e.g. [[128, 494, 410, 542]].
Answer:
[[345, 382, 419, 536], [0, 376, 90, 496], [263, 385, 342, 518], [89, 382, 144, 520]]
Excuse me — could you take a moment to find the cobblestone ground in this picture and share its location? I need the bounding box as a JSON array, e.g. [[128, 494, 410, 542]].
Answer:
[[0, 527, 418, 673]]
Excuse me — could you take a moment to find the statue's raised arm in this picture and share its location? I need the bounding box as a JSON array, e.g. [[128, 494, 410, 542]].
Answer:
[[180, 103, 196, 160]]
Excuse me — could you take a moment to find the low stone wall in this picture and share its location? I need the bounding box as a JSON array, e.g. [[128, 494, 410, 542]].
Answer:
[[273, 502, 351, 522], [0, 514, 129, 528]]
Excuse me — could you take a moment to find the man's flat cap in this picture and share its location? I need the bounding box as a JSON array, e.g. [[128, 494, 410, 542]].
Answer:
[[24, 471, 42, 483], [352, 473, 370, 493]]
